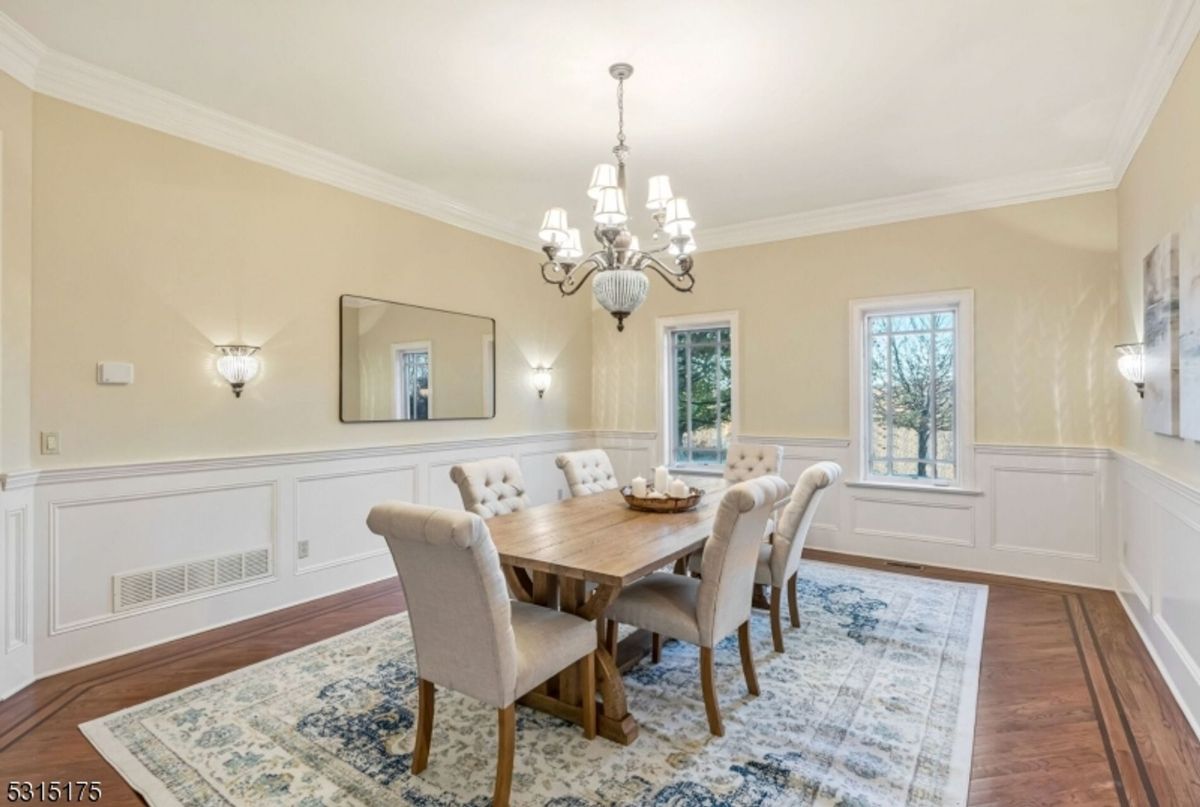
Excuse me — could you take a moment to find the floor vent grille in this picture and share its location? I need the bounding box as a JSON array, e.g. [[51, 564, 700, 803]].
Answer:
[[114, 548, 272, 612], [883, 560, 925, 571]]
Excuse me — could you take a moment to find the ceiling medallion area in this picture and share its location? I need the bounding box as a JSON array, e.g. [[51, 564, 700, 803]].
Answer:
[[537, 63, 698, 332]]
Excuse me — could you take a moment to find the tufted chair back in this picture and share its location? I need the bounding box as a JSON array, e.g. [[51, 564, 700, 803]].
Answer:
[[555, 450, 619, 497], [769, 462, 842, 584], [366, 503, 517, 708], [723, 442, 784, 482], [697, 475, 791, 645], [450, 457, 531, 519]]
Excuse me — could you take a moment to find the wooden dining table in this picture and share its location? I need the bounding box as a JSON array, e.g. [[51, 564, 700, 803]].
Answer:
[[487, 475, 728, 745]]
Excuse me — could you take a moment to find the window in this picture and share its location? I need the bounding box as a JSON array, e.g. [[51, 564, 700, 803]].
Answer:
[[851, 291, 974, 488], [665, 321, 735, 468], [393, 343, 430, 420], [867, 310, 956, 481]]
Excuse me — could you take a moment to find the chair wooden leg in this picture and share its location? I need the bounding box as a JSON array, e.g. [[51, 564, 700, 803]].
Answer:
[[737, 621, 760, 696], [580, 652, 596, 740], [788, 572, 801, 628], [494, 704, 516, 807], [769, 586, 785, 653], [651, 632, 663, 664], [699, 646, 724, 737], [412, 678, 434, 775]]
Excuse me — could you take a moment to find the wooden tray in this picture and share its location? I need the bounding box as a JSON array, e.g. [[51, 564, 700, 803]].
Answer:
[[620, 485, 705, 513]]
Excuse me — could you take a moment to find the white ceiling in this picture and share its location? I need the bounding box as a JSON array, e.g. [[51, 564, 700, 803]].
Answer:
[[1, 1, 1197, 249]]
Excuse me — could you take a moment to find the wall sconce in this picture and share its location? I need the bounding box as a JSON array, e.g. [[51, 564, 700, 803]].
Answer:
[[531, 366, 553, 398], [1115, 343, 1145, 398], [215, 345, 261, 398]]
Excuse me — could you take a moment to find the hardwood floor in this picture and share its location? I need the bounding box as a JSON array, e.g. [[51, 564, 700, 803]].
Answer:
[[2, 552, 1199, 805]]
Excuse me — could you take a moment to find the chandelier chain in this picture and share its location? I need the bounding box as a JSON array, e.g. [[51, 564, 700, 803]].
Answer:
[[613, 77, 627, 165]]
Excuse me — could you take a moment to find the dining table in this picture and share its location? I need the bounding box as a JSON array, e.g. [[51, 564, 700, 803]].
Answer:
[[487, 474, 729, 745]]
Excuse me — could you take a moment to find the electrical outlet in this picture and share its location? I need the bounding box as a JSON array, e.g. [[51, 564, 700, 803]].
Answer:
[[297, 540, 310, 560], [40, 431, 61, 455]]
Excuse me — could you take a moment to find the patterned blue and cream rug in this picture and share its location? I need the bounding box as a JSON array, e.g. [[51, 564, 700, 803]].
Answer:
[[82, 561, 987, 806]]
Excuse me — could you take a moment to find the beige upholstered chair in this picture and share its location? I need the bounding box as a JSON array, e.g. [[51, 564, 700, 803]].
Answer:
[[723, 442, 784, 482], [366, 503, 597, 807], [604, 475, 788, 736], [757, 461, 841, 652], [555, 449, 619, 497], [449, 457, 531, 519]]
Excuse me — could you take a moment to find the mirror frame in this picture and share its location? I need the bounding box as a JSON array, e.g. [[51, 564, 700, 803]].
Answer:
[[338, 293, 497, 424]]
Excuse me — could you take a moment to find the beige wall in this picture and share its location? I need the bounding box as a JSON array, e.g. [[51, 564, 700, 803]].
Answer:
[[30, 96, 591, 468], [1116, 37, 1200, 489], [0, 73, 33, 471], [593, 191, 1122, 449]]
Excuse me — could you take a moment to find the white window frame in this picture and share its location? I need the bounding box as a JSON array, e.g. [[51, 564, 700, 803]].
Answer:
[[848, 290, 975, 491], [655, 311, 740, 473], [392, 341, 433, 420]]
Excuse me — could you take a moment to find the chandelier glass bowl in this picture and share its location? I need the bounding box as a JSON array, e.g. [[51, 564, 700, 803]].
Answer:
[[537, 63, 698, 332]]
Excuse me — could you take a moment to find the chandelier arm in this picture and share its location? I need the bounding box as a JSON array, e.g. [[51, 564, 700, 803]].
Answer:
[[640, 254, 696, 292], [545, 253, 606, 296]]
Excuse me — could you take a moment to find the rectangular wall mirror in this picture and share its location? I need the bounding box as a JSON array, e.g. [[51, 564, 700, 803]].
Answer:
[[340, 294, 496, 422]]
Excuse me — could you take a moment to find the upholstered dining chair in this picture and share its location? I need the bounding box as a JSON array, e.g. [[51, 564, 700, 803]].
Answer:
[[756, 461, 842, 652], [604, 475, 788, 736], [449, 456, 531, 518], [723, 442, 784, 482], [555, 449, 619, 497], [366, 503, 597, 807]]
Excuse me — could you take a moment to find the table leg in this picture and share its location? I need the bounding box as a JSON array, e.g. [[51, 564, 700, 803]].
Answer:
[[517, 578, 639, 745]]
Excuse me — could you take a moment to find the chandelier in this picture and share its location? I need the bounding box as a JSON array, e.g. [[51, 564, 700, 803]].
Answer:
[[537, 63, 697, 332]]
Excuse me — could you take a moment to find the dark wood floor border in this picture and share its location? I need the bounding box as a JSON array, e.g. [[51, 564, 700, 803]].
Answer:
[[0, 580, 400, 751], [1063, 593, 1133, 807], [1078, 598, 1160, 806]]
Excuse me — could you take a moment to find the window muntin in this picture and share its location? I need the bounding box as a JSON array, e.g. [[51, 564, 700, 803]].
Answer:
[[669, 326, 732, 468], [866, 309, 956, 483]]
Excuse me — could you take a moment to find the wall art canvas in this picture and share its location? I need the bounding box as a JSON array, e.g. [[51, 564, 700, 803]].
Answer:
[[1181, 207, 1200, 441], [1143, 234, 1180, 436]]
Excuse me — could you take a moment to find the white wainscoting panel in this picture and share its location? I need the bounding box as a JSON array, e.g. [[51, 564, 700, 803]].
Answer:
[[1116, 452, 1200, 738], [990, 466, 1101, 560], [852, 495, 976, 547], [294, 466, 416, 575], [49, 481, 279, 632], [0, 482, 35, 699], [6, 431, 592, 685]]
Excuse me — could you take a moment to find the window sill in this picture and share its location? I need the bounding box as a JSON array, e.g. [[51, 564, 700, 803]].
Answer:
[[844, 480, 984, 496], [668, 467, 725, 478]]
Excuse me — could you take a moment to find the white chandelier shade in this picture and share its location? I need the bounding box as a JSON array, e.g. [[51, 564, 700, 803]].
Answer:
[[537, 63, 698, 332], [588, 164, 619, 199]]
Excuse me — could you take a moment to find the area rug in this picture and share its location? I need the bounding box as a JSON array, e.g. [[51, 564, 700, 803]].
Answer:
[[81, 561, 987, 806]]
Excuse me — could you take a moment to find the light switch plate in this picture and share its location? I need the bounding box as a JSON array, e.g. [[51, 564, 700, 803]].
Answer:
[[40, 431, 60, 455], [97, 361, 135, 385]]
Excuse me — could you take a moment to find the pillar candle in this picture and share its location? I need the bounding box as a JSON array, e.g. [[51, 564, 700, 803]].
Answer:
[[631, 476, 648, 497], [654, 466, 669, 493], [669, 478, 690, 498]]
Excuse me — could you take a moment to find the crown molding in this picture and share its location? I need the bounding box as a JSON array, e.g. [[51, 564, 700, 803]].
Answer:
[[0, 12, 538, 252], [700, 162, 1117, 251], [0, 7, 1197, 252], [1105, 0, 1200, 181]]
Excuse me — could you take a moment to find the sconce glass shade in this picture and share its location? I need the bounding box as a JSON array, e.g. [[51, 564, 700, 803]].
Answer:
[[215, 345, 261, 398], [557, 228, 583, 261], [646, 175, 673, 210], [593, 187, 628, 226], [532, 366, 552, 398], [663, 197, 695, 236], [587, 164, 618, 200], [1115, 343, 1145, 397], [538, 207, 570, 246]]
